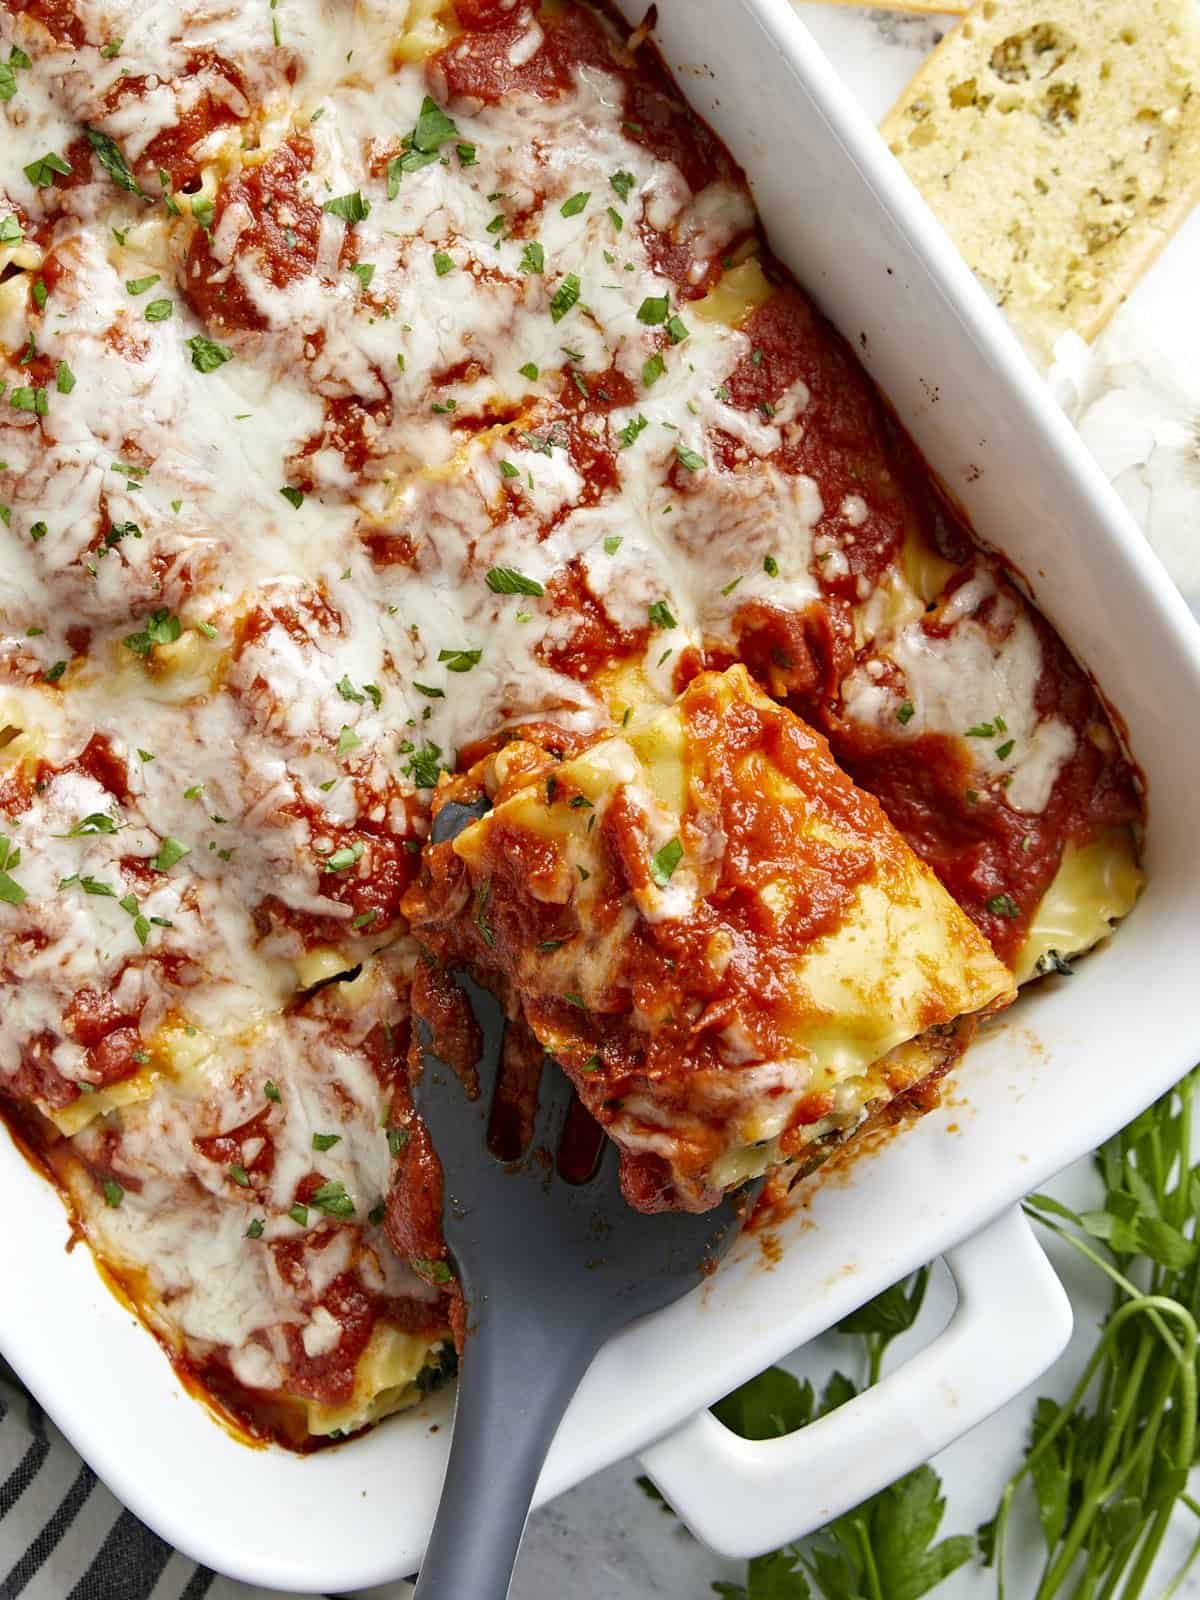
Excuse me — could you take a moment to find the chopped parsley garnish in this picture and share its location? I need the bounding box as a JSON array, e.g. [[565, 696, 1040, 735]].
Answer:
[[519, 241, 544, 275], [649, 837, 683, 887], [433, 250, 455, 276], [24, 150, 72, 189], [617, 413, 648, 449], [351, 909, 378, 929], [0, 215, 21, 245], [152, 836, 190, 872], [438, 646, 482, 672], [388, 97, 460, 196], [0, 837, 27, 906], [518, 361, 539, 382], [648, 600, 676, 630], [411, 1257, 453, 1284], [31, 278, 46, 311], [610, 171, 635, 202], [288, 1203, 309, 1226], [245, 1218, 265, 1239], [499, 460, 519, 479], [721, 576, 743, 597], [349, 261, 375, 290], [603, 535, 623, 555], [637, 294, 670, 326], [63, 813, 118, 838], [185, 336, 232, 373], [85, 128, 144, 196], [762, 554, 779, 577], [323, 190, 371, 224], [336, 726, 361, 757], [485, 567, 543, 597], [413, 682, 444, 698], [102, 1180, 124, 1209], [642, 352, 665, 387], [549, 272, 581, 323], [100, 38, 123, 59], [964, 721, 996, 738], [280, 485, 304, 510], [10, 386, 48, 415], [387, 1126, 409, 1156], [403, 742, 446, 789], [125, 274, 160, 296], [986, 893, 1020, 919], [311, 1180, 355, 1219], [606, 207, 622, 232], [666, 315, 690, 345], [896, 701, 915, 725], [323, 840, 364, 872], [190, 196, 215, 234], [675, 444, 705, 473], [312, 1132, 342, 1153], [55, 360, 76, 392], [42, 660, 66, 683], [581, 1054, 601, 1073], [995, 739, 1015, 760], [229, 1164, 250, 1187], [123, 608, 181, 657], [264, 1080, 281, 1102], [560, 191, 590, 217]]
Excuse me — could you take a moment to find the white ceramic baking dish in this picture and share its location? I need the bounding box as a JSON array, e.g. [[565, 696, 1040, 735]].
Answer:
[[5, 0, 1200, 1589]]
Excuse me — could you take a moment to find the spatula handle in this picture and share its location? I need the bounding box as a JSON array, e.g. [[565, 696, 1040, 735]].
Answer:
[[413, 1313, 601, 1600]]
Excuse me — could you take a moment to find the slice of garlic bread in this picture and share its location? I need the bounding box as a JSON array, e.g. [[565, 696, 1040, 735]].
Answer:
[[882, 0, 1200, 362]]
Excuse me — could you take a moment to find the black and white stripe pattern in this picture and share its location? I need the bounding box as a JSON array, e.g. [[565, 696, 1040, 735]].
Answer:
[[0, 1363, 411, 1600]]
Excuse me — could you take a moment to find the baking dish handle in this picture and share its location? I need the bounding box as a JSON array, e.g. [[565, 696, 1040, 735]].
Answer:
[[637, 1205, 1071, 1559]]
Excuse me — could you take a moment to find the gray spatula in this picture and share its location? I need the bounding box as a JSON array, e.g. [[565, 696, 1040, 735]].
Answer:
[[410, 906, 755, 1598]]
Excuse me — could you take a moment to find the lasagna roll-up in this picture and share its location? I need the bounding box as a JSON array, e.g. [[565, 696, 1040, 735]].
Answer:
[[405, 665, 1016, 1212]]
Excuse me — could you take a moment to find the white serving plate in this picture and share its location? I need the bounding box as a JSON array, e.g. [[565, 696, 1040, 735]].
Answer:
[[6, 1, 1200, 1589]]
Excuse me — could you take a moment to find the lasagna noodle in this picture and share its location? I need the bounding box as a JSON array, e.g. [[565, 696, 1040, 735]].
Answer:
[[408, 667, 1016, 1211]]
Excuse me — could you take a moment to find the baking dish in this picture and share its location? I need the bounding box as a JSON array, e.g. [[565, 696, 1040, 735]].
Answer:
[[4, 0, 1200, 1588]]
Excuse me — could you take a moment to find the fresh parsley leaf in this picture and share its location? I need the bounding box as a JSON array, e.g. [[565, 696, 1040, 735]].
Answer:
[[549, 272, 581, 323], [122, 608, 182, 657], [84, 128, 145, 196], [323, 190, 370, 223], [560, 191, 590, 218], [637, 294, 670, 326], [649, 837, 682, 887], [185, 335, 232, 373], [519, 241, 545, 275], [648, 599, 676, 630], [617, 413, 649, 449], [24, 150, 72, 188], [642, 352, 665, 387], [485, 567, 543, 596]]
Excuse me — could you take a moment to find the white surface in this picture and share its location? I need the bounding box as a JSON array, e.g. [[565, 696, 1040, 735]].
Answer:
[[5, 4, 1200, 1597]]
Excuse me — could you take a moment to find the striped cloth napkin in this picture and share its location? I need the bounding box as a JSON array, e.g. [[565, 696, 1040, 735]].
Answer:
[[0, 1360, 412, 1600]]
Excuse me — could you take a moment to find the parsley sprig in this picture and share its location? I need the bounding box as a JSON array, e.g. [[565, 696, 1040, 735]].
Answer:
[[984, 1068, 1200, 1600], [698, 1323, 970, 1600]]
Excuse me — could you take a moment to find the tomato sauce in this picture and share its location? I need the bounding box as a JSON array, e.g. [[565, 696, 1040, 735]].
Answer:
[[183, 138, 321, 336]]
